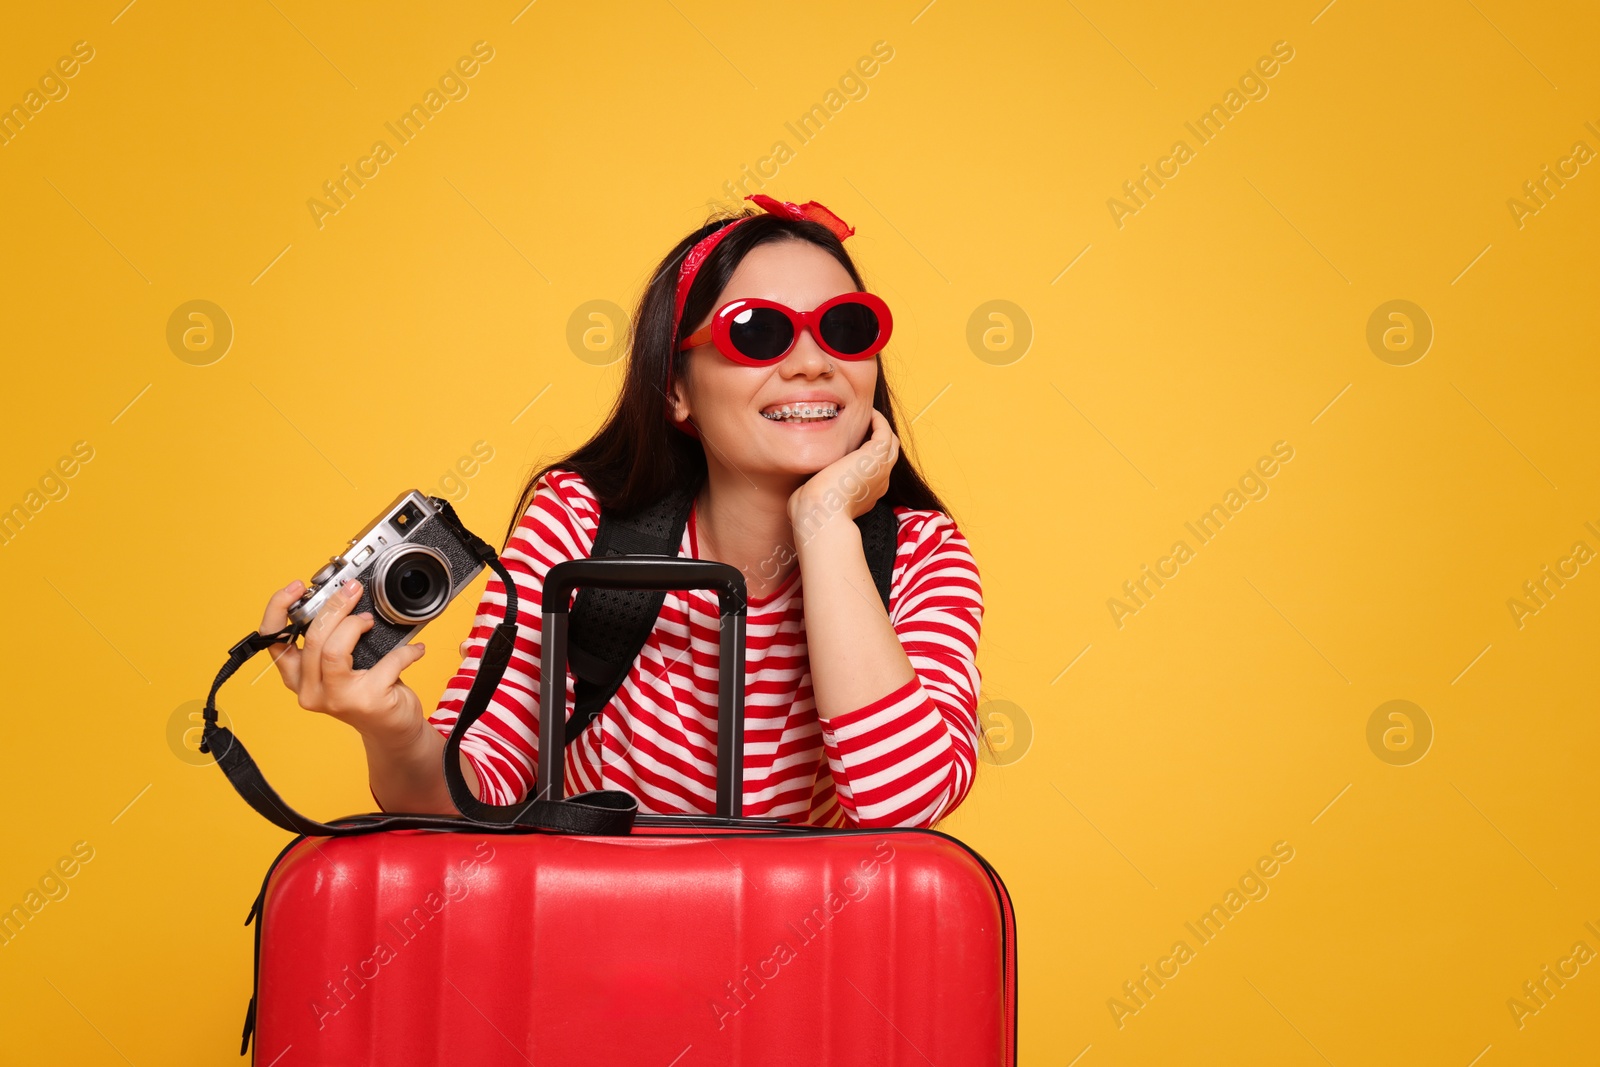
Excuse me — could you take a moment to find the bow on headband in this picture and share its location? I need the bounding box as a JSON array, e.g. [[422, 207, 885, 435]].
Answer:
[[746, 194, 856, 241], [666, 194, 857, 438]]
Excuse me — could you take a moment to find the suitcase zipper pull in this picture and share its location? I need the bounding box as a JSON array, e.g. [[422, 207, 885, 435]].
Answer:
[[239, 995, 256, 1055]]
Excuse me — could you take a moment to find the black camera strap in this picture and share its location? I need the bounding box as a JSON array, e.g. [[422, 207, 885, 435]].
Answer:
[[199, 498, 637, 838]]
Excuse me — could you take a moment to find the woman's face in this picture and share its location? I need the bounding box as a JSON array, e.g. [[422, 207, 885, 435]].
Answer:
[[670, 238, 879, 482]]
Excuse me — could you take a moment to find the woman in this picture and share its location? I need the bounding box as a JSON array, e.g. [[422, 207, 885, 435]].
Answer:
[[259, 196, 984, 829]]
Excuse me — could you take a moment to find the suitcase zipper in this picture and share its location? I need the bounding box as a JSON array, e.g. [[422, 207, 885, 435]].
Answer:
[[242, 834, 311, 1060]]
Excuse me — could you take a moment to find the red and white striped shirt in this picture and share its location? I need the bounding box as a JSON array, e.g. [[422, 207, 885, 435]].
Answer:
[[427, 468, 983, 829]]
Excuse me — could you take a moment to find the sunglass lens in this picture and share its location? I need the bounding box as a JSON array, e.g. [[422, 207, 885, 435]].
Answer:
[[729, 307, 795, 361], [819, 301, 881, 355]]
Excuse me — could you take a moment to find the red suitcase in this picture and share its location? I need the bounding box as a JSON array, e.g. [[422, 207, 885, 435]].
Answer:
[[222, 556, 1016, 1065]]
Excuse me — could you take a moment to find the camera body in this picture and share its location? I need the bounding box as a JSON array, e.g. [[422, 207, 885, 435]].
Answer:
[[288, 491, 484, 671]]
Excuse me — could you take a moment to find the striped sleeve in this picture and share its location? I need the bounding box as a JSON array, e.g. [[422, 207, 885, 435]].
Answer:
[[426, 470, 597, 806], [816, 510, 983, 829]]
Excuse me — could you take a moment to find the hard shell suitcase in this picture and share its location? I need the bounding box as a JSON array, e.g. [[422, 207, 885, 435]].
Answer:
[[240, 557, 1017, 1065]]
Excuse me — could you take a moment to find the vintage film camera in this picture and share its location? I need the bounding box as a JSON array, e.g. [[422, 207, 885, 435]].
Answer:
[[288, 491, 484, 670]]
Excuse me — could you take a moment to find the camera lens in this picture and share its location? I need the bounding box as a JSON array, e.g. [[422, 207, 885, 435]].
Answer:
[[397, 567, 431, 601], [373, 545, 452, 624]]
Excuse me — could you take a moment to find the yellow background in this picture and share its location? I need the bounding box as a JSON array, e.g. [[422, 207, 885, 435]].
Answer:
[[2, 0, 1596, 1063]]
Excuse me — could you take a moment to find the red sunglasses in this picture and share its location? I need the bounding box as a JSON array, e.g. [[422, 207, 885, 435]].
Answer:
[[677, 292, 893, 366]]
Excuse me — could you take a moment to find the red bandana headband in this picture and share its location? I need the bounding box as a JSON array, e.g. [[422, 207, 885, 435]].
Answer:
[[665, 194, 856, 439], [670, 194, 856, 347]]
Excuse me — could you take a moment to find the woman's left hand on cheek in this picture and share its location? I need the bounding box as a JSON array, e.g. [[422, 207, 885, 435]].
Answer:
[[787, 407, 899, 527]]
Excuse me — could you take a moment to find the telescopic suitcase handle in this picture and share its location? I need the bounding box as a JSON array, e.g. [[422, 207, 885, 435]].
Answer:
[[539, 557, 748, 819]]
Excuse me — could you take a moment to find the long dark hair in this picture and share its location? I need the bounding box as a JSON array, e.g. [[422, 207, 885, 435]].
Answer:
[[506, 207, 953, 542]]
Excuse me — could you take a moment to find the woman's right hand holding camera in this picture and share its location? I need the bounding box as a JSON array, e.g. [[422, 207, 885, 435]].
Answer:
[[260, 578, 429, 747]]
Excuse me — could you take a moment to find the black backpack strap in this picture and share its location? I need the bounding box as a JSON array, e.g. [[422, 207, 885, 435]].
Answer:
[[200, 498, 637, 838], [560, 494, 901, 748], [562, 487, 697, 747], [856, 498, 899, 613]]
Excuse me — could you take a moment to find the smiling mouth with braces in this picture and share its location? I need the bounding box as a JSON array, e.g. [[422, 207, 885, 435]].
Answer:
[[760, 402, 839, 422]]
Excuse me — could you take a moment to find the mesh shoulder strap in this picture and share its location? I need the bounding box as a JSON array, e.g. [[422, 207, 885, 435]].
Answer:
[[562, 494, 900, 747], [855, 497, 898, 611], [563, 487, 697, 746]]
